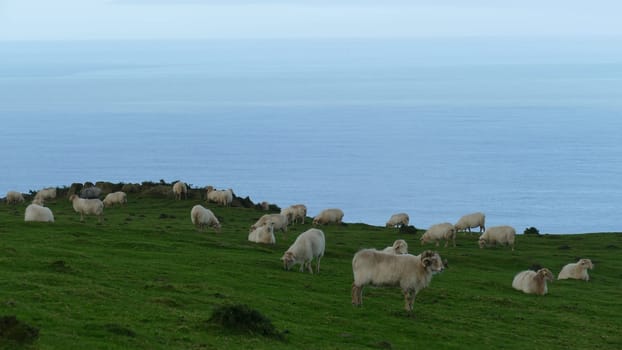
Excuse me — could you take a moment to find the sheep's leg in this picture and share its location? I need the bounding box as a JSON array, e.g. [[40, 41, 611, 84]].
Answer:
[[352, 283, 362, 306], [316, 257, 321, 274], [403, 289, 415, 311], [80, 213, 84, 222], [307, 260, 314, 274]]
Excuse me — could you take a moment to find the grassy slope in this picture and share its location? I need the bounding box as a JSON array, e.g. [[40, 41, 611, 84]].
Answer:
[[1, 194, 621, 349]]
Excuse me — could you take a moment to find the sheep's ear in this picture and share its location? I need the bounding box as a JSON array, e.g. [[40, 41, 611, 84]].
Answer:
[[423, 257, 431, 267]]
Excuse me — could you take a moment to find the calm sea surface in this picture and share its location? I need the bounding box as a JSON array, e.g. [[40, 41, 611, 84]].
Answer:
[[1, 38, 621, 233]]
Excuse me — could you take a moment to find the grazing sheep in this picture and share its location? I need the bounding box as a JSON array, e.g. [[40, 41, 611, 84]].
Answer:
[[312, 208, 344, 226], [420, 223, 456, 247], [173, 181, 188, 200], [34, 187, 56, 203], [281, 204, 307, 225], [250, 213, 288, 233], [6, 191, 25, 205], [190, 205, 221, 232], [69, 194, 104, 223], [382, 239, 409, 255], [454, 212, 486, 233], [558, 259, 594, 281], [351, 250, 445, 311], [206, 187, 233, 206], [478, 225, 516, 250], [24, 203, 54, 223], [248, 223, 276, 244], [385, 213, 409, 228], [103, 191, 127, 208], [80, 186, 102, 199], [281, 228, 325, 274], [512, 268, 554, 295]]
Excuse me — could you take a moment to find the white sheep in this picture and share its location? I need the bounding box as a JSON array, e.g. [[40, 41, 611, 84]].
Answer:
[[351, 250, 445, 311], [454, 212, 486, 233], [6, 191, 25, 205], [250, 213, 288, 233], [103, 191, 127, 207], [173, 181, 188, 200], [190, 204, 221, 232], [381, 239, 409, 255], [34, 187, 56, 203], [24, 203, 54, 222], [420, 223, 456, 247], [558, 259, 594, 281], [281, 204, 307, 225], [69, 194, 104, 223], [248, 223, 276, 244], [206, 187, 233, 206], [385, 213, 409, 228], [512, 268, 554, 295], [312, 208, 344, 225], [478, 225, 516, 250], [281, 228, 325, 274]]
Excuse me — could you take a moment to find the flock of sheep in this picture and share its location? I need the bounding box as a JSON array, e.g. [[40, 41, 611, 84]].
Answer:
[[6, 181, 594, 313]]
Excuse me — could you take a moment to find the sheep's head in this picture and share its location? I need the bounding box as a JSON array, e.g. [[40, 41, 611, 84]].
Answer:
[[68, 194, 78, 202], [281, 251, 296, 270], [393, 239, 408, 254], [538, 268, 554, 282], [478, 238, 486, 249], [579, 259, 594, 270], [421, 251, 444, 274]]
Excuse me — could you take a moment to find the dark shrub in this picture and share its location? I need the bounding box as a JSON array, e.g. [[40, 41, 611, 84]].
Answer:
[[209, 304, 283, 339], [523, 227, 540, 235]]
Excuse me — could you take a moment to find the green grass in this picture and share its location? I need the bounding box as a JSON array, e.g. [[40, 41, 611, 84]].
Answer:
[[1, 193, 621, 349]]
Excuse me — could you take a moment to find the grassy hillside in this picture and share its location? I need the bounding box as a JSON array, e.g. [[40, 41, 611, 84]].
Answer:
[[1, 190, 621, 349]]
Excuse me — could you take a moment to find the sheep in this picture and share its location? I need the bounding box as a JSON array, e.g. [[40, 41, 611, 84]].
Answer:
[[382, 239, 409, 255], [281, 228, 325, 274], [454, 212, 485, 233], [24, 203, 54, 223], [173, 181, 187, 200], [281, 204, 307, 225], [512, 268, 554, 295], [385, 213, 409, 228], [558, 258, 594, 281], [69, 194, 104, 223], [190, 204, 221, 232], [248, 223, 276, 244], [103, 191, 127, 208], [351, 250, 445, 311], [250, 213, 288, 233], [420, 223, 456, 247], [478, 225, 516, 251], [34, 187, 56, 203], [206, 187, 233, 206], [260, 201, 270, 211], [6, 191, 25, 205], [312, 208, 344, 226]]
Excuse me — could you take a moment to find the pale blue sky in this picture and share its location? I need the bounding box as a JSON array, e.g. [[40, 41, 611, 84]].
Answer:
[[1, 0, 621, 40]]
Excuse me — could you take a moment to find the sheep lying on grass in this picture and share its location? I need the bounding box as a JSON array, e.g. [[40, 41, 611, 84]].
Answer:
[[24, 203, 54, 222], [558, 259, 594, 281], [248, 223, 276, 244], [512, 268, 553, 295]]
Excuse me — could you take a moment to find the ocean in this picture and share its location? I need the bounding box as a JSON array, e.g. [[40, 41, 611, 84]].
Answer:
[[1, 38, 621, 233]]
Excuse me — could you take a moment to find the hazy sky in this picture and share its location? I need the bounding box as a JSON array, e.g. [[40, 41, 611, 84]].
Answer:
[[1, 0, 621, 40]]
